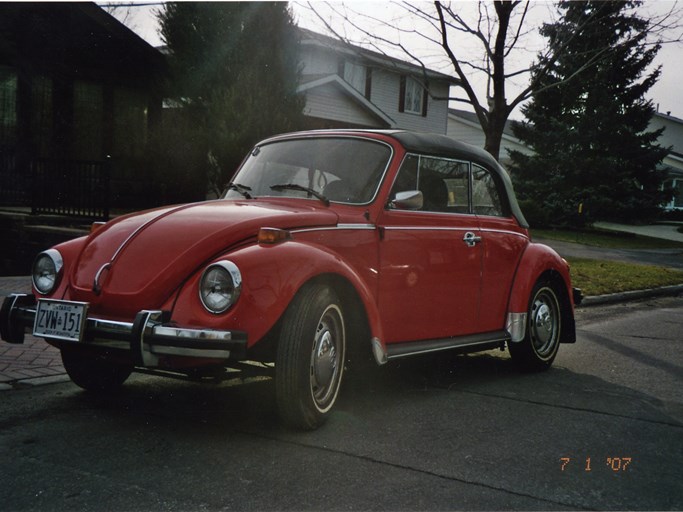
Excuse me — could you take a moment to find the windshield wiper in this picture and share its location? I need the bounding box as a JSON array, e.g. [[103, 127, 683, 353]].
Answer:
[[270, 184, 330, 206], [226, 182, 253, 199]]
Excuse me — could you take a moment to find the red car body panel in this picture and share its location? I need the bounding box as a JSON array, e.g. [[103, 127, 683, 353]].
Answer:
[[66, 201, 339, 318]]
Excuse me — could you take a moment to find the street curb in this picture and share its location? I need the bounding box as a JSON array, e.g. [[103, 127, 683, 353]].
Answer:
[[0, 374, 70, 390], [578, 283, 683, 307]]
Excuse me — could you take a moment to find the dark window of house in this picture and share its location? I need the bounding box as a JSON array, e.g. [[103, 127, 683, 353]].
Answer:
[[669, 179, 683, 209], [113, 87, 148, 158], [0, 66, 18, 147], [399, 76, 428, 117], [31, 75, 53, 157], [73, 81, 103, 160]]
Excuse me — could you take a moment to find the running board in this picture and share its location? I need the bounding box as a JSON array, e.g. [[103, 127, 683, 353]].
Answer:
[[386, 330, 510, 361]]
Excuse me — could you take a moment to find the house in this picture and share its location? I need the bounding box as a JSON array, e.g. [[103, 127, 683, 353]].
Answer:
[[447, 108, 532, 167], [448, 108, 683, 211], [650, 112, 683, 211], [0, 2, 166, 216], [297, 28, 459, 134]]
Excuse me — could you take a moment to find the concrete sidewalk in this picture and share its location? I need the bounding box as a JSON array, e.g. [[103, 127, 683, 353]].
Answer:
[[594, 221, 683, 243]]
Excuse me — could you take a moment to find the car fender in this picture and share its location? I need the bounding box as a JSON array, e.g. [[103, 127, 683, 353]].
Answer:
[[37, 236, 88, 299], [171, 240, 384, 352], [506, 242, 576, 343]]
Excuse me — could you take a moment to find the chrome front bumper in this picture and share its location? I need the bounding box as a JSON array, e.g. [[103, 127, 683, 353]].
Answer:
[[0, 294, 247, 367]]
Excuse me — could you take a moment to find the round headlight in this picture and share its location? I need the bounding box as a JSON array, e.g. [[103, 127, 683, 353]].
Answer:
[[199, 261, 242, 314], [32, 249, 63, 295]]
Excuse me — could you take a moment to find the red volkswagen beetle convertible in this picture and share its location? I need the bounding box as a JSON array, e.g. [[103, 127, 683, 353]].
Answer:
[[1, 130, 579, 429]]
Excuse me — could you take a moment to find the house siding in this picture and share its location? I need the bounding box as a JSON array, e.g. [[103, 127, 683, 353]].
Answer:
[[300, 45, 339, 76], [370, 69, 449, 133], [447, 113, 533, 166], [304, 82, 380, 127], [299, 36, 454, 135]]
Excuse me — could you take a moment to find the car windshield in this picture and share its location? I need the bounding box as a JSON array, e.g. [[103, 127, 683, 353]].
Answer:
[[223, 137, 392, 204]]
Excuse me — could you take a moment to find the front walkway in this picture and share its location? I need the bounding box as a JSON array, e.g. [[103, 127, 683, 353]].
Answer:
[[594, 221, 683, 243]]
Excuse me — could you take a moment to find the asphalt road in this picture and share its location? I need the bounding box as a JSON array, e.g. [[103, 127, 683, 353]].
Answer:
[[1, 297, 681, 511]]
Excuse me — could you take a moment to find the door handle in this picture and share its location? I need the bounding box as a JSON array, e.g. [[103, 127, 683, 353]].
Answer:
[[463, 231, 482, 247]]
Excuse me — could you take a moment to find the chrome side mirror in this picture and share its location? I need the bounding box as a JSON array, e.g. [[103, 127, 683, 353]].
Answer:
[[389, 190, 423, 210]]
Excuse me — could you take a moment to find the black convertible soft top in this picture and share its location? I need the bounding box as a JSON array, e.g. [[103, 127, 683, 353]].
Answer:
[[264, 129, 530, 228], [386, 131, 528, 228]]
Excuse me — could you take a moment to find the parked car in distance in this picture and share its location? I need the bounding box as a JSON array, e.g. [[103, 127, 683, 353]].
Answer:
[[0, 130, 579, 429]]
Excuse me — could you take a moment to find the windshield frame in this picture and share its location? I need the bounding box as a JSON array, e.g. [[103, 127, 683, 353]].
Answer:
[[222, 135, 395, 206]]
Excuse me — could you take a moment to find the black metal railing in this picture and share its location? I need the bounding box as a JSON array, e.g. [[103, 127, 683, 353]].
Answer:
[[31, 157, 110, 220], [0, 151, 29, 206]]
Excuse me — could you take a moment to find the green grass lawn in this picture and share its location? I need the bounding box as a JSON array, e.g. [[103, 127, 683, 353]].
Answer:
[[533, 228, 683, 249], [567, 258, 683, 296]]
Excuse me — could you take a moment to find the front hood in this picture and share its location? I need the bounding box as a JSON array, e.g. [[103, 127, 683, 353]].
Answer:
[[69, 200, 338, 314]]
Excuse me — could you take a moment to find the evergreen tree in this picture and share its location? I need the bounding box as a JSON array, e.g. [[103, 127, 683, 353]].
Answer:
[[158, 2, 304, 196], [509, 1, 670, 226]]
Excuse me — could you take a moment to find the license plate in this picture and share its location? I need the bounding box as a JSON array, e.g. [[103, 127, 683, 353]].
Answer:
[[34, 300, 89, 342]]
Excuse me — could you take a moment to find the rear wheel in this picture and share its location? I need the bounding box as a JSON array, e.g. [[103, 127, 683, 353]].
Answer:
[[276, 284, 346, 430], [61, 348, 132, 392], [509, 281, 561, 372]]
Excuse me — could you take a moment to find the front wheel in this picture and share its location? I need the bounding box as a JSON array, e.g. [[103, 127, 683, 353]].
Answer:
[[509, 281, 561, 372], [275, 284, 346, 430], [61, 348, 132, 392]]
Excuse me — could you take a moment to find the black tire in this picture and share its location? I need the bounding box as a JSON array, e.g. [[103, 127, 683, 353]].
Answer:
[[61, 348, 132, 392], [275, 284, 346, 430], [509, 280, 562, 372]]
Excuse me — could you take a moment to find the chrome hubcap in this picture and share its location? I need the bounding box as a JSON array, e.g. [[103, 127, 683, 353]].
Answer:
[[530, 289, 559, 357], [310, 305, 344, 410]]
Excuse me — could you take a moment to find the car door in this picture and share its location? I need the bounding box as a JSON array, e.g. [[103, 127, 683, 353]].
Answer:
[[471, 163, 529, 332], [376, 154, 483, 344]]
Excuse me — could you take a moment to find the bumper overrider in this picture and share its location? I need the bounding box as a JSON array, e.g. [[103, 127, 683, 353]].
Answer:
[[0, 294, 247, 367]]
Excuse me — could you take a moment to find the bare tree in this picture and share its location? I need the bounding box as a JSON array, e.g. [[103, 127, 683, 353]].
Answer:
[[301, 1, 682, 161]]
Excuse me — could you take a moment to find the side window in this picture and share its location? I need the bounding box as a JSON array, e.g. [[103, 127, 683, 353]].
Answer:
[[390, 154, 470, 213], [472, 164, 504, 217]]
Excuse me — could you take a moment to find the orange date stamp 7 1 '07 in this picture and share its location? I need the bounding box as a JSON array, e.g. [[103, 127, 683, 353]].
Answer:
[[561, 457, 632, 472]]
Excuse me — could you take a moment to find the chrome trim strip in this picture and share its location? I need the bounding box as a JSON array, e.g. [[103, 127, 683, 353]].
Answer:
[[292, 224, 377, 234], [371, 336, 388, 365], [108, 202, 218, 265], [153, 325, 234, 341], [386, 331, 510, 360], [506, 312, 528, 342], [336, 223, 376, 230], [148, 345, 231, 359], [480, 228, 529, 239], [383, 226, 480, 232]]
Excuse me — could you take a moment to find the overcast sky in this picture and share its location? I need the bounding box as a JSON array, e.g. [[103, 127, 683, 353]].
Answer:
[[107, 1, 683, 120]]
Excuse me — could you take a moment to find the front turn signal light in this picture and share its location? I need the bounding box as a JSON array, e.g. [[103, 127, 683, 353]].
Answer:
[[258, 227, 292, 245]]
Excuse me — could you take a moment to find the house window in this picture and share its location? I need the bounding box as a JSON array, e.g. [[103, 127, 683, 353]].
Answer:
[[342, 60, 371, 99], [669, 179, 683, 209], [399, 76, 427, 116], [0, 66, 17, 147], [73, 81, 103, 160]]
